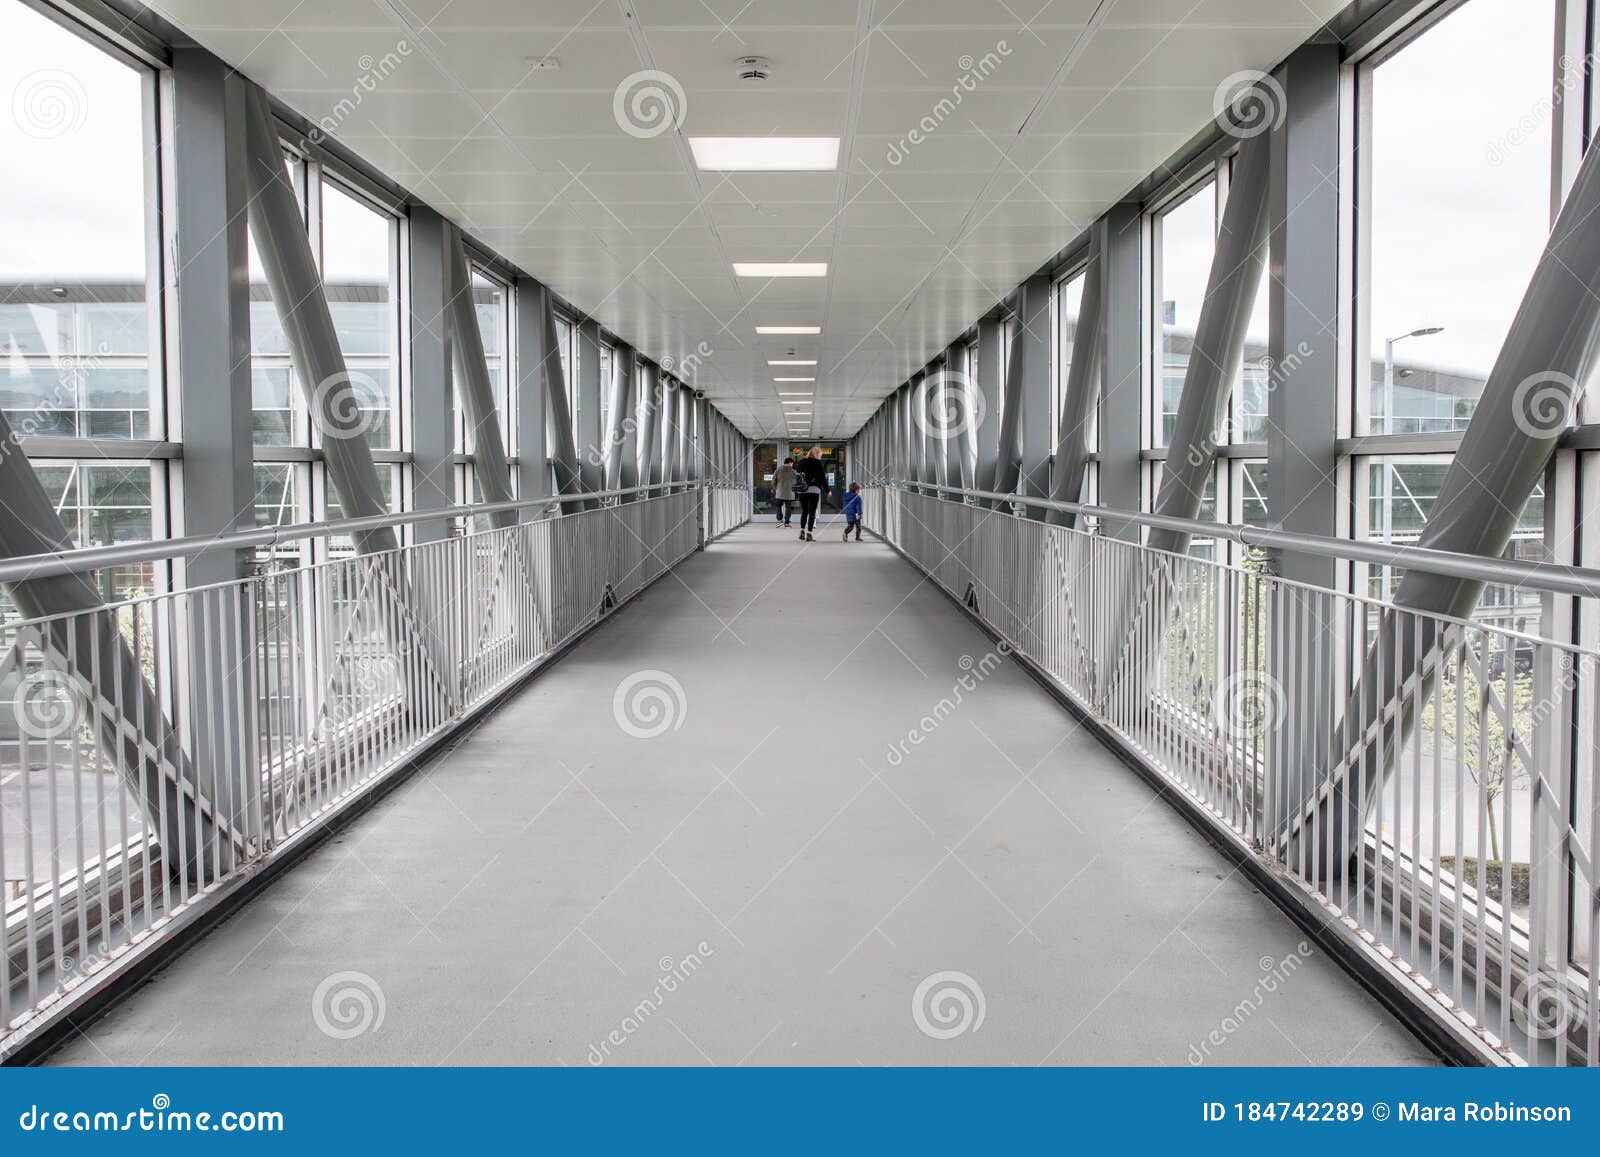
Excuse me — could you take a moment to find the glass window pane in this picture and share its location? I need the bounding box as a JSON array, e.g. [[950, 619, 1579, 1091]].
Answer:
[[1362, 455, 1544, 634], [455, 270, 507, 455], [1056, 271, 1087, 448], [1363, 0, 1555, 434], [321, 179, 396, 450], [0, 2, 154, 441], [1154, 182, 1215, 448]]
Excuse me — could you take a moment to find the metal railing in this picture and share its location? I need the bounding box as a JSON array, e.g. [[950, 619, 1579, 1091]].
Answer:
[[867, 482, 1598, 1067], [0, 482, 715, 1059], [705, 484, 752, 542]]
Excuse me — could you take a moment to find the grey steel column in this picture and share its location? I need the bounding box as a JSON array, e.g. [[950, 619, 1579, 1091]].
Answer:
[[636, 361, 661, 487], [171, 54, 259, 842], [927, 359, 950, 489], [538, 287, 585, 512], [1265, 47, 1342, 834], [575, 320, 605, 494], [1298, 95, 1600, 874], [691, 392, 707, 483], [514, 275, 550, 510], [1098, 205, 1144, 539], [603, 343, 637, 491], [0, 410, 234, 884], [974, 318, 1003, 492], [675, 380, 692, 485], [1047, 235, 1105, 528], [661, 377, 681, 487], [620, 351, 641, 491], [1146, 130, 1271, 555], [408, 206, 454, 538], [1267, 45, 1341, 587], [1015, 274, 1054, 518], [443, 221, 514, 529], [241, 84, 395, 556], [907, 373, 927, 484]]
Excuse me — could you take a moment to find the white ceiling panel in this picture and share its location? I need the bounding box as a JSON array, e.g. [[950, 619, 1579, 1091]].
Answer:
[[155, 0, 1341, 437]]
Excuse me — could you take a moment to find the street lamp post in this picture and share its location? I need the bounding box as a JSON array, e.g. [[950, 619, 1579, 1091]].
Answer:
[[1382, 326, 1444, 435]]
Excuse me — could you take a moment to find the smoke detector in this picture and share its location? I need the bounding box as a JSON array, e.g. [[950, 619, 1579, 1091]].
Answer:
[[734, 55, 772, 81]]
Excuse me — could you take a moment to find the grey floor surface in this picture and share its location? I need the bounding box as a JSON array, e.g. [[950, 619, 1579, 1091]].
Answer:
[[51, 519, 1436, 1066]]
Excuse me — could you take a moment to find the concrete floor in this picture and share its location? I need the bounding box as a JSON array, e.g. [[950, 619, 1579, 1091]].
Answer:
[[52, 520, 1436, 1066]]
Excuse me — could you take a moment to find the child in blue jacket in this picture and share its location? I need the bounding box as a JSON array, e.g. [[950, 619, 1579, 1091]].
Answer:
[[843, 482, 863, 542]]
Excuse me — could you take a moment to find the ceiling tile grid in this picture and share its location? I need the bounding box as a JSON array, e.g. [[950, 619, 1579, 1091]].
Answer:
[[150, 0, 1346, 438]]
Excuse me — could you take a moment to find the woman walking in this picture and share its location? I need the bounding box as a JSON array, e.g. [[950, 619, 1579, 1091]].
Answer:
[[795, 446, 828, 541], [771, 457, 796, 528]]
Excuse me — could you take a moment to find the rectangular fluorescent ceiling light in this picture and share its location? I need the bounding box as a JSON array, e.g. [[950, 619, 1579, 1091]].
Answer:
[[756, 326, 821, 335], [733, 262, 827, 278], [690, 137, 840, 171], [778, 391, 812, 396], [774, 376, 815, 382], [768, 359, 817, 366]]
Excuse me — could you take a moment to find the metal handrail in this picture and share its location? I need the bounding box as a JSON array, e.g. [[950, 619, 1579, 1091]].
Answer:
[[0, 482, 697, 584], [889, 480, 1600, 600]]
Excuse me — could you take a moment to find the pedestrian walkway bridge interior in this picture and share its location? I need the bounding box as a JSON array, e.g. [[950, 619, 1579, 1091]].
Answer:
[[3, 0, 1599, 1068]]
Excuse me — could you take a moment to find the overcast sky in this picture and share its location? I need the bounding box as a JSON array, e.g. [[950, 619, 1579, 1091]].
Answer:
[[0, 0, 1564, 381]]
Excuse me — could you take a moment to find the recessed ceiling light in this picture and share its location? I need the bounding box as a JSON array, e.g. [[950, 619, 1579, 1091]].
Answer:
[[778, 391, 812, 396], [768, 359, 817, 366], [690, 137, 840, 171], [774, 376, 815, 382], [733, 262, 828, 278], [757, 325, 821, 335]]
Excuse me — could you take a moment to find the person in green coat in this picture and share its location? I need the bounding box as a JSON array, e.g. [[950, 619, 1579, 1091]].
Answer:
[[771, 457, 796, 527]]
